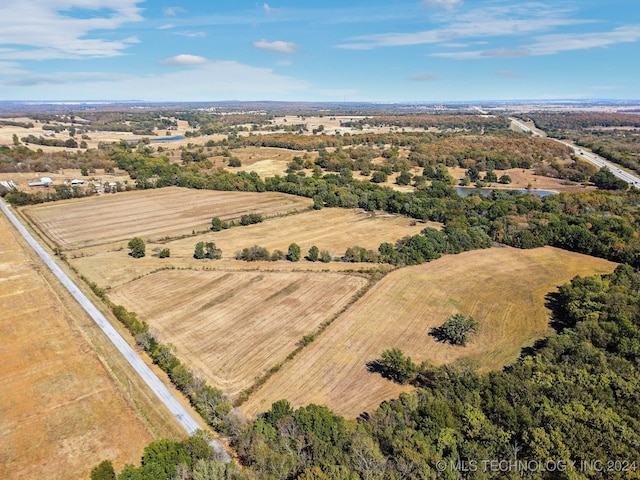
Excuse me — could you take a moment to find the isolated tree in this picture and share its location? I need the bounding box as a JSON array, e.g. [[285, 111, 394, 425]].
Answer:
[[128, 237, 145, 258], [431, 314, 479, 346], [158, 248, 170, 258], [287, 243, 301, 261], [373, 348, 417, 384], [308, 245, 320, 262]]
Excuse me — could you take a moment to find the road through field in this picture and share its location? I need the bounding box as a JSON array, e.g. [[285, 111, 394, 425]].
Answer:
[[0, 199, 229, 461]]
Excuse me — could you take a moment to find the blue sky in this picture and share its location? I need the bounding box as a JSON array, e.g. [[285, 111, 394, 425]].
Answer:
[[0, 0, 638, 102]]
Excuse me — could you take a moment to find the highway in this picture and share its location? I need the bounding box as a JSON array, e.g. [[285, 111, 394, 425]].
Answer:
[[509, 117, 640, 188], [0, 199, 229, 461]]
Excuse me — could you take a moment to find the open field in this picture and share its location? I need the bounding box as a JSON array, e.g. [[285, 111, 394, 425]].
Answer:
[[63, 207, 428, 288], [241, 246, 618, 418], [22, 187, 313, 250], [0, 211, 158, 479], [167, 208, 429, 260], [108, 270, 368, 397]]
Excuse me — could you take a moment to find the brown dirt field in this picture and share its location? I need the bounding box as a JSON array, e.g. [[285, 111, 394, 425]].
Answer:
[[241, 246, 618, 418], [0, 211, 157, 479], [22, 187, 313, 250], [108, 270, 368, 398]]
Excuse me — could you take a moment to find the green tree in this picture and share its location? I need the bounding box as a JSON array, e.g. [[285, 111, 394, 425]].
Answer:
[[128, 237, 145, 258], [308, 245, 320, 262], [431, 314, 479, 346], [90, 460, 116, 480], [372, 348, 417, 384], [287, 243, 301, 261], [205, 242, 222, 259], [320, 250, 332, 263], [370, 171, 387, 183], [158, 248, 170, 258], [211, 217, 229, 231], [194, 242, 205, 259]]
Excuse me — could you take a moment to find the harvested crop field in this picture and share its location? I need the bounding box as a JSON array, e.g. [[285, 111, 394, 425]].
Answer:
[[168, 208, 430, 260], [0, 211, 155, 479], [242, 246, 618, 418], [108, 270, 368, 397], [22, 187, 312, 250]]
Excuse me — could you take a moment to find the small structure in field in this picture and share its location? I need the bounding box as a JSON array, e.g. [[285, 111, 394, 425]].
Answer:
[[28, 177, 53, 187]]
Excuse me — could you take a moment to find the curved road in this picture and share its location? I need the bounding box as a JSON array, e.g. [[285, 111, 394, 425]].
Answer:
[[509, 117, 640, 187], [0, 199, 229, 461]]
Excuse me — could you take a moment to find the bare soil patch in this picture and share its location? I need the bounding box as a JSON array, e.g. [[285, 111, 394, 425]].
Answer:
[[241, 247, 617, 418]]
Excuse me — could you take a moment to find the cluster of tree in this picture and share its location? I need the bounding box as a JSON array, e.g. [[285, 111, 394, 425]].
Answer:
[[21, 134, 79, 148], [524, 112, 640, 139], [339, 114, 511, 132], [577, 133, 640, 176], [590, 167, 629, 191], [239, 213, 264, 226], [211, 217, 230, 231], [234, 243, 302, 262], [306, 245, 332, 262], [193, 241, 222, 260], [91, 432, 244, 480]]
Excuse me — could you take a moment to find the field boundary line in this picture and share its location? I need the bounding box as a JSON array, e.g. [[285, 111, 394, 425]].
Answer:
[[233, 267, 390, 406]]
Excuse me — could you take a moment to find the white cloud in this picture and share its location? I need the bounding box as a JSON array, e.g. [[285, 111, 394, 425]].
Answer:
[[0, 61, 28, 75], [163, 7, 186, 17], [0, 0, 143, 59], [173, 31, 207, 38], [433, 25, 640, 59], [158, 54, 209, 66], [528, 25, 640, 55], [337, 3, 587, 50], [158, 23, 176, 30], [422, 0, 462, 9], [263, 3, 272, 14], [254, 40, 298, 54]]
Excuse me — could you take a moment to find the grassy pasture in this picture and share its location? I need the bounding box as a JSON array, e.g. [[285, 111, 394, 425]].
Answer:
[[108, 270, 368, 397], [0, 211, 158, 479], [241, 246, 618, 418], [22, 187, 313, 250]]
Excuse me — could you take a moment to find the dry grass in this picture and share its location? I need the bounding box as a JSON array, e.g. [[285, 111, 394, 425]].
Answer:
[[22, 187, 313, 250], [108, 270, 368, 397], [64, 207, 429, 288], [241, 246, 618, 418], [167, 208, 429, 259], [0, 212, 158, 479]]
